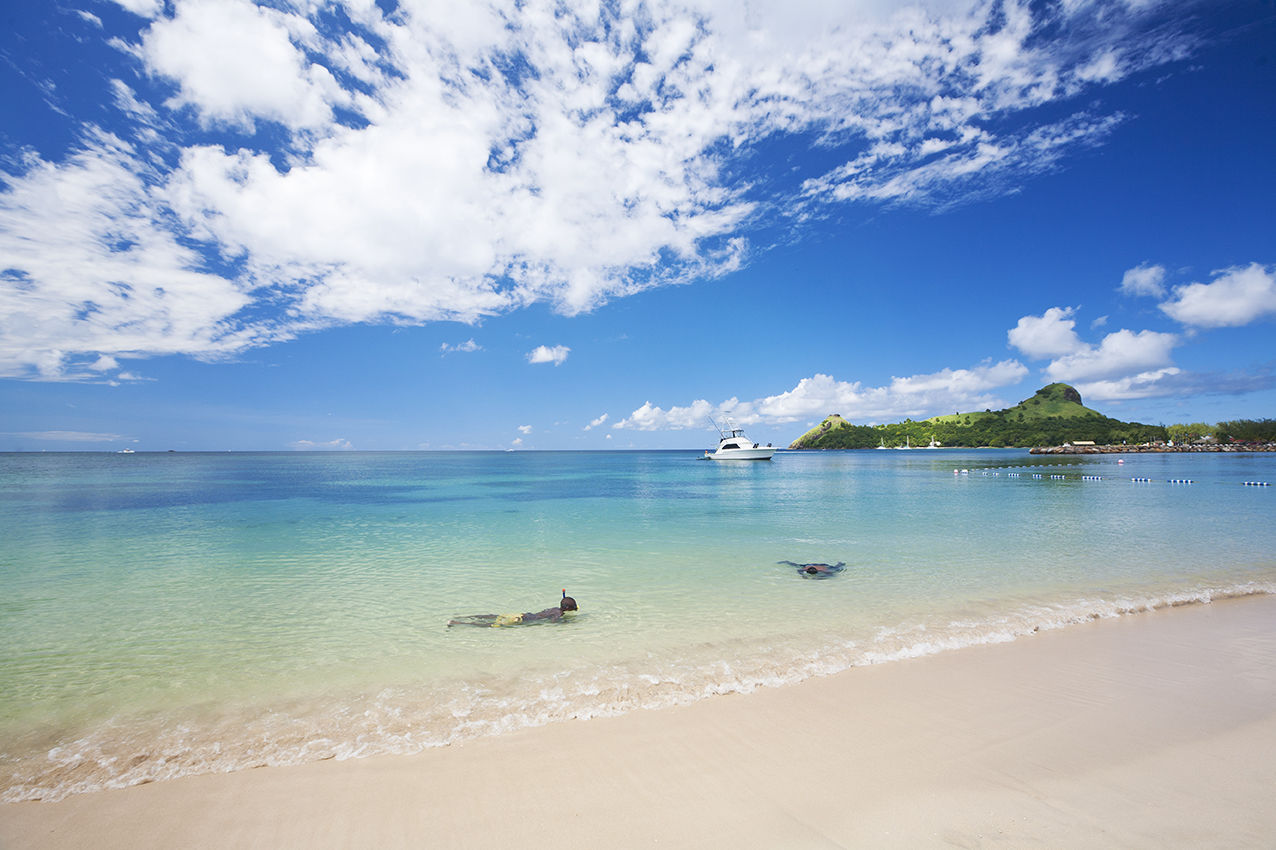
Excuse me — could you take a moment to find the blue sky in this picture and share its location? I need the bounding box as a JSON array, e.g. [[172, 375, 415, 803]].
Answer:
[[1, 0, 1273, 451]]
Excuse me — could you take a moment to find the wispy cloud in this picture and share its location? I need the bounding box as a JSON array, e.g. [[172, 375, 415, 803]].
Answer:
[[0, 0, 1209, 379], [584, 413, 608, 431], [7, 430, 128, 442], [289, 438, 354, 450], [440, 339, 482, 354]]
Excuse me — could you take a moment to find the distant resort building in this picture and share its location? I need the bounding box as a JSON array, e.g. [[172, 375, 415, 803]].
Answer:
[[1062, 440, 1096, 447]]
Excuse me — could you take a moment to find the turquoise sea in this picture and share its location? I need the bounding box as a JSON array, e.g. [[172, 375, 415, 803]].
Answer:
[[2, 449, 1274, 801]]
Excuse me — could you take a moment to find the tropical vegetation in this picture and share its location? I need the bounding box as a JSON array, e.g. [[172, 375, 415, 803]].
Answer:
[[788, 383, 1168, 449]]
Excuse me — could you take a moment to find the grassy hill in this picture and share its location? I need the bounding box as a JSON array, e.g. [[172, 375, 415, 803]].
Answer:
[[789, 384, 1167, 449], [927, 383, 1103, 425]]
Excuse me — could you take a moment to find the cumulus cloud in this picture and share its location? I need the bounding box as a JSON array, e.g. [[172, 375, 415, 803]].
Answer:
[[615, 359, 1028, 430], [140, 0, 347, 131], [1, 0, 1211, 379], [517, 424, 533, 434], [1119, 263, 1166, 297], [584, 413, 609, 431], [1158, 263, 1276, 328], [1007, 307, 1085, 360], [526, 344, 570, 366], [1044, 328, 1178, 383], [1008, 303, 1189, 400]]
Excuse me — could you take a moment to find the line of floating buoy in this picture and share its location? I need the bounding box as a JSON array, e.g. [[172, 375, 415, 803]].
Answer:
[[951, 471, 1266, 486]]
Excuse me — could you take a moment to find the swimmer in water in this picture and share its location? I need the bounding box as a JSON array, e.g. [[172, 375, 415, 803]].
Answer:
[[778, 560, 846, 578], [448, 589, 579, 627]]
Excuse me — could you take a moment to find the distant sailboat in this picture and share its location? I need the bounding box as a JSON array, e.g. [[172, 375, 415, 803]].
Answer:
[[896, 437, 912, 450]]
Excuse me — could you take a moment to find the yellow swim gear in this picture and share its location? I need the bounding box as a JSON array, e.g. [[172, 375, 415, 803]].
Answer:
[[492, 613, 524, 627]]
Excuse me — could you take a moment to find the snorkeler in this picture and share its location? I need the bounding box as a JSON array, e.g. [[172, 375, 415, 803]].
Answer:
[[447, 589, 579, 627], [778, 560, 846, 578]]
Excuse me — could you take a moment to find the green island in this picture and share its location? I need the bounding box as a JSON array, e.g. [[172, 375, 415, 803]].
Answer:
[[787, 383, 1276, 451]]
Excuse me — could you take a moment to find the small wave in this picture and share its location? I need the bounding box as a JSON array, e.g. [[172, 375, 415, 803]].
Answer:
[[3, 581, 1273, 803]]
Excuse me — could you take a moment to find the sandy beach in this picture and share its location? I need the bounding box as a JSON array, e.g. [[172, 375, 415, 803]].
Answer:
[[4, 594, 1275, 849]]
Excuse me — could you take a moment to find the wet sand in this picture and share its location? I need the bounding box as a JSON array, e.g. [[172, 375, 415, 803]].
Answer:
[[4, 595, 1275, 849]]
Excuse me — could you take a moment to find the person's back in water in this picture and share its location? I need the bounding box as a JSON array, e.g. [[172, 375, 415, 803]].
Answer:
[[448, 590, 578, 627]]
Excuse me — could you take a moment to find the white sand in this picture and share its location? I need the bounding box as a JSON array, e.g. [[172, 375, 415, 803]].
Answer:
[[4, 595, 1275, 849]]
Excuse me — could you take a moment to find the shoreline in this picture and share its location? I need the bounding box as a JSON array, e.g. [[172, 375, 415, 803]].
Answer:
[[1031, 443, 1276, 454], [4, 594, 1274, 848]]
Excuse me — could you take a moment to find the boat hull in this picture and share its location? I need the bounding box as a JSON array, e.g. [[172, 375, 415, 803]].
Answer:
[[709, 447, 775, 460]]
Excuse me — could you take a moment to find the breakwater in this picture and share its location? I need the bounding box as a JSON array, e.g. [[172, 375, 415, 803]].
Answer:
[[1030, 443, 1276, 455]]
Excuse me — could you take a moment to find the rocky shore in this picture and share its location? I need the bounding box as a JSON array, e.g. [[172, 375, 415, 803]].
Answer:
[[1030, 443, 1276, 455]]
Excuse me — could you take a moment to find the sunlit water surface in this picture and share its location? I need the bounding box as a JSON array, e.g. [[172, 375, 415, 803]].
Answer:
[[2, 449, 1273, 800]]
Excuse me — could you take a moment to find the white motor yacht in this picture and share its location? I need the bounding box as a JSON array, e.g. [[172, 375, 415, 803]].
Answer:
[[705, 422, 775, 460]]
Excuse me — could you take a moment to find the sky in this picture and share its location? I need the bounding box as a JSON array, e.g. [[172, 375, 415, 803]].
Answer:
[[1, 0, 1274, 451]]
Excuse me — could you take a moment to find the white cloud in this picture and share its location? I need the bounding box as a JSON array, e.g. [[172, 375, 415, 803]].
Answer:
[[289, 438, 354, 450], [440, 339, 482, 354], [1074, 367, 1183, 402], [0, 1, 1212, 378], [1044, 328, 1178, 383], [615, 359, 1028, 430], [526, 344, 570, 366], [1158, 263, 1276, 328], [517, 424, 533, 434], [9, 430, 128, 442], [111, 0, 163, 18], [1119, 263, 1166, 297], [0, 132, 262, 380], [1007, 307, 1084, 360], [139, 0, 347, 131], [584, 413, 609, 431]]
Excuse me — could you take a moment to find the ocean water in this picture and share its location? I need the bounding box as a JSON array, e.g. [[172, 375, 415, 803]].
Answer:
[[2, 448, 1273, 801]]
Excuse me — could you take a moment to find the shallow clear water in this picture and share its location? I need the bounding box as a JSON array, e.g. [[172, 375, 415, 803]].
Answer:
[[2, 449, 1273, 800]]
